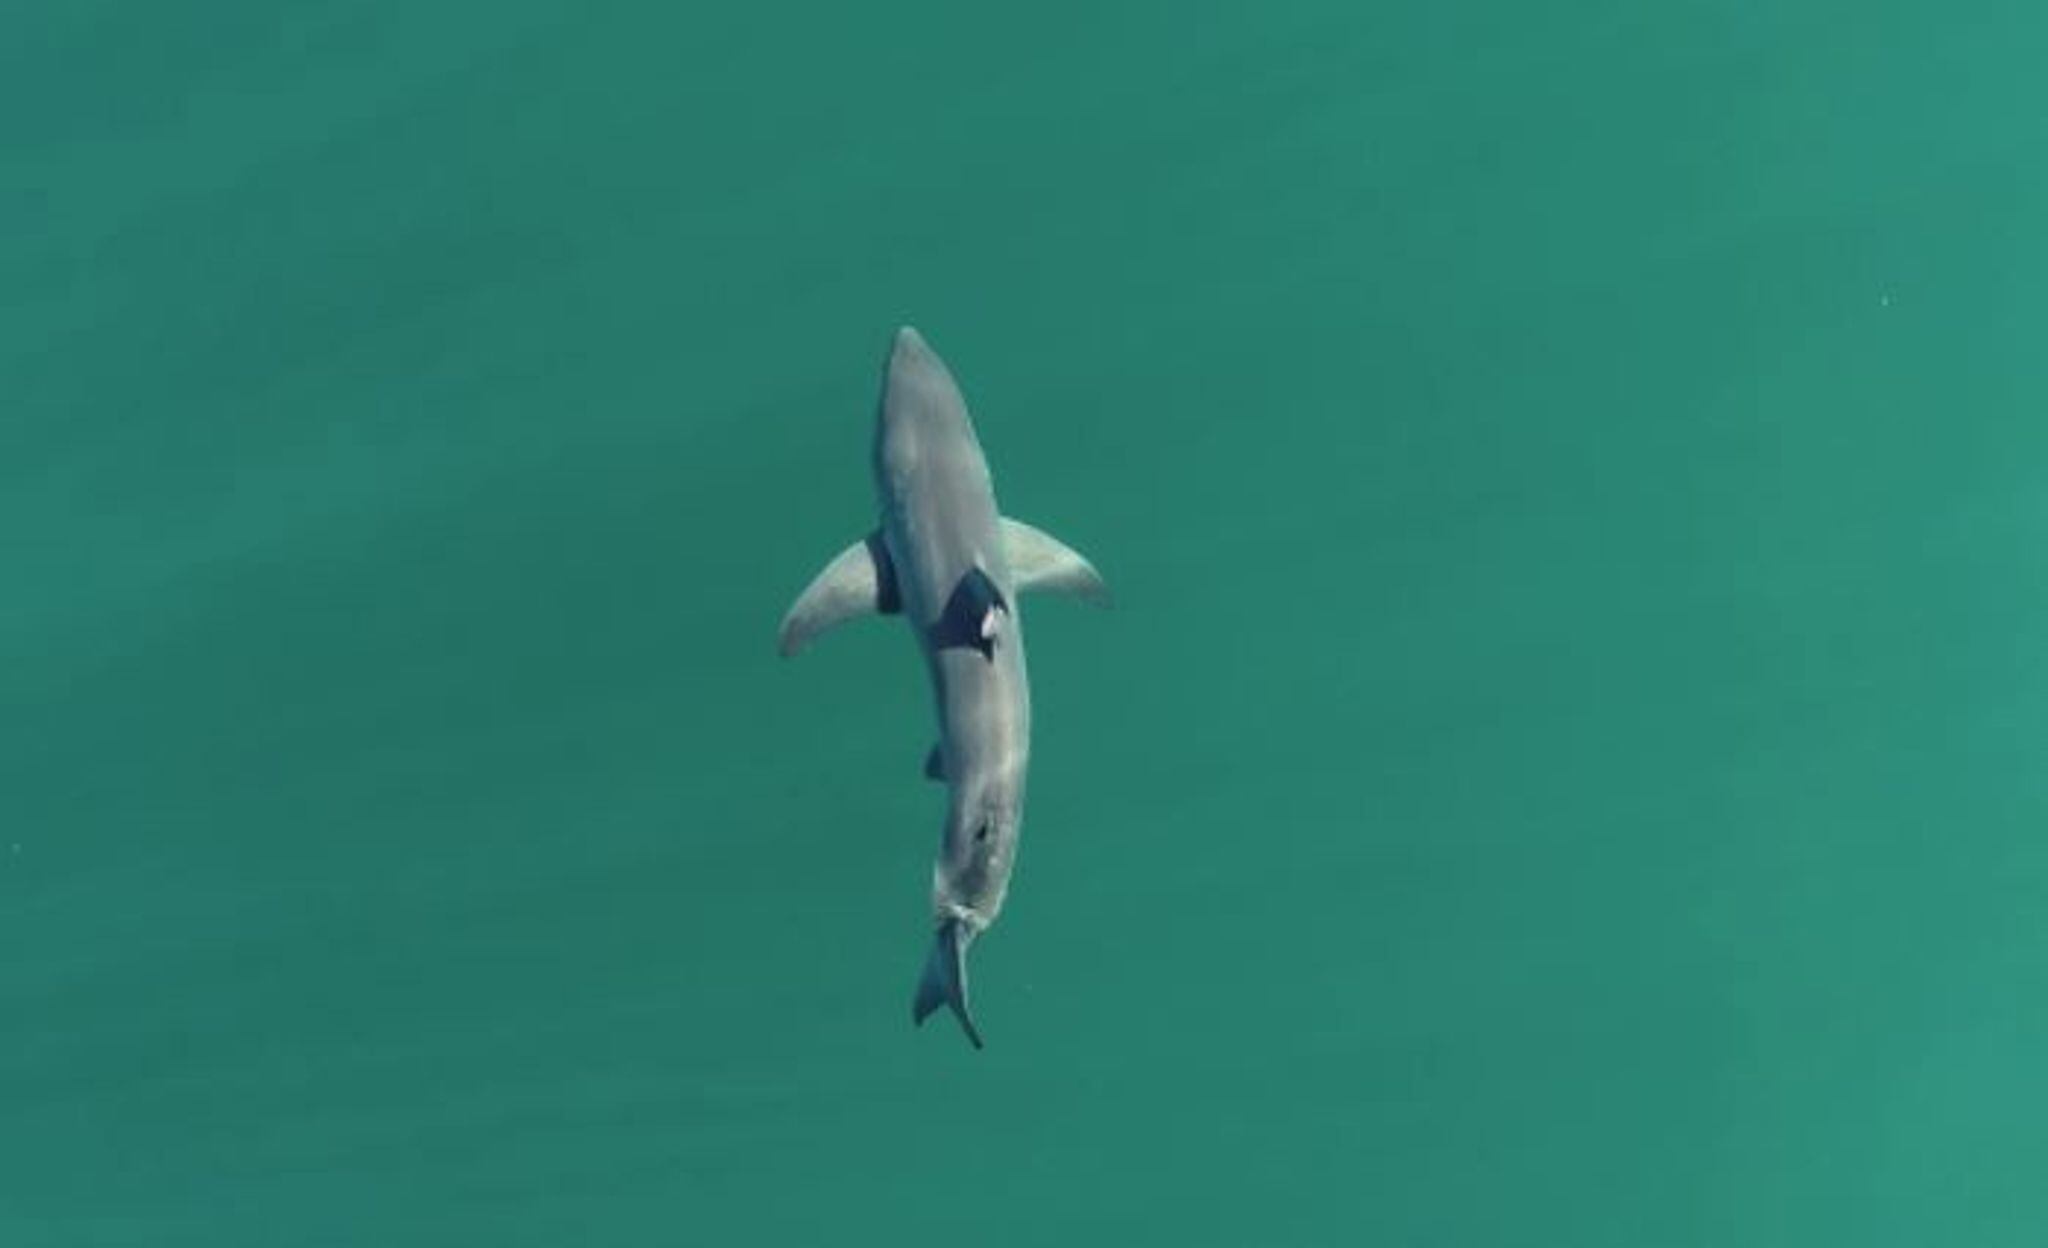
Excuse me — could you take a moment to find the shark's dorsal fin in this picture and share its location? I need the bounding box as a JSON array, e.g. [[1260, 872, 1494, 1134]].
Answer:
[[1000, 518, 1111, 606], [929, 567, 1007, 661], [777, 530, 899, 657]]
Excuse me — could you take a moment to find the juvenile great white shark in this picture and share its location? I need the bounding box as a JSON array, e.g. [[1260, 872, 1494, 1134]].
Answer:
[[778, 326, 1109, 1049]]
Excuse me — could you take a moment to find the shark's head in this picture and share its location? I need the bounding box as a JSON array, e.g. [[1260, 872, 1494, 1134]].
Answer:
[[873, 326, 984, 485]]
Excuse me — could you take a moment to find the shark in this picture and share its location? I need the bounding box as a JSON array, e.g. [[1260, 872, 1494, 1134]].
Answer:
[[778, 326, 1109, 1048]]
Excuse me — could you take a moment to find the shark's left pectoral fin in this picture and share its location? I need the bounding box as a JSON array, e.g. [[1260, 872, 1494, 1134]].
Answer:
[[777, 531, 899, 657], [1001, 518, 1111, 606]]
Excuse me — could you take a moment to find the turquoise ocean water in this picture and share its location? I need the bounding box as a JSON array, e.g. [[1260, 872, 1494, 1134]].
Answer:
[[5, 3, 2046, 1243]]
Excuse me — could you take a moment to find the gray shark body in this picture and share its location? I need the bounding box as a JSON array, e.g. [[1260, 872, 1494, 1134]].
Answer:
[[779, 326, 1108, 1048]]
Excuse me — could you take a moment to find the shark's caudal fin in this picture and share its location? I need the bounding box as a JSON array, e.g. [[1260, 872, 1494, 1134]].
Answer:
[[777, 531, 900, 657], [912, 919, 984, 1049], [1000, 518, 1111, 605]]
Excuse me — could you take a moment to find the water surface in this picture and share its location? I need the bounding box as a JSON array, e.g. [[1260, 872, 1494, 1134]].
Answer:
[[4, 3, 2045, 1243]]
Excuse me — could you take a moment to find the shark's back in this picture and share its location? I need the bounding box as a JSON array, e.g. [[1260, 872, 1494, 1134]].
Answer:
[[872, 328, 1009, 624]]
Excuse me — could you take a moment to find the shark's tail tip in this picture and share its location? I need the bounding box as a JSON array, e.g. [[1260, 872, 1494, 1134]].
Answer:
[[912, 918, 984, 1050]]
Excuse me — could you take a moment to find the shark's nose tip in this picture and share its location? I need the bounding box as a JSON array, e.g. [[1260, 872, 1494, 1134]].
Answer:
[[893, 325, 927, 355]]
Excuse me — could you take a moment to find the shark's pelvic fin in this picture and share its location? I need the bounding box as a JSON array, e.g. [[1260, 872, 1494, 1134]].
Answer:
[[929, 567, 1008, 661], [1001, 518, 1111, 606], [912, 918, 983, 1049], [777, 530, 900, 657]]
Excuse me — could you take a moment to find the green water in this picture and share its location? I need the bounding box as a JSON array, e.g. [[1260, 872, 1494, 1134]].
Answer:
[[6, 3, 2046, 1243]]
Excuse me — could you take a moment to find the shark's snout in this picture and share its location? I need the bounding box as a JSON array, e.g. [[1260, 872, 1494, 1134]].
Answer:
[[891, 324, 929, 362], [875, 324, 967, 460]]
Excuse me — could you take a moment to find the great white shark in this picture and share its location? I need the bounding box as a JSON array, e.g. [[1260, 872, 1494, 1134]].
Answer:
[[778, 326, 1109, 1048]]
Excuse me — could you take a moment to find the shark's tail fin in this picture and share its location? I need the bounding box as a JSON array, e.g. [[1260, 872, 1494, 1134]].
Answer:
[[912, 919, 984, 1050]]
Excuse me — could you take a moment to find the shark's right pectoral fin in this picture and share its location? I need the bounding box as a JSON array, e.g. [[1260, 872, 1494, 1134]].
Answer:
[[777, 531, 899, 657], [1001, 517, 1111, 606]]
